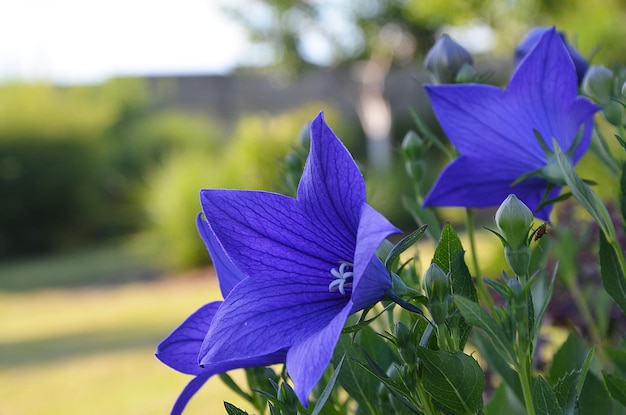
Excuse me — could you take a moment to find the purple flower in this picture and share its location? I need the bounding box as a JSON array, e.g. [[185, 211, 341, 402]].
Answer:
[[157, 112, 399, 412], [423, 28, 599, 221], [515, 26, 589, 84]]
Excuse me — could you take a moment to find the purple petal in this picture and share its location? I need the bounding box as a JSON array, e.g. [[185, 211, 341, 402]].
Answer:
[[286, 304, 352, 406], [423, 156, 560, 221], [350, 204, 399, 311], [170, 350, 287, 415], [196, 213, 246, 297], [425, 84, 545, 171], [297, 112, 366, 235], [201, 189, 352, 280], [156, 302, 220, 375], [199, 275, 347, 365]]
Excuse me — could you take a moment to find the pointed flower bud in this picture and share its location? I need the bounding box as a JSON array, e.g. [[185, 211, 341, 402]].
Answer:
[[401, 130, 425, 161], [425, 34, 474, 84], [422, 263, 451, 324], [582, 65, 614, 105], [496, 195, 533, 277], [495, 194, 533, 250], [394, 322, 416, 365]]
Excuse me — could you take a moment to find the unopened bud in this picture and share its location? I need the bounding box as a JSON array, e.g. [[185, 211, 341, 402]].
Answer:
[[582, 65, 614, 105], [495, 194, 534, 250], [423, 264, 451, 324], [603, 101, 624, 127], [401, 131, 425, 161], [425, 34, 473, 84]]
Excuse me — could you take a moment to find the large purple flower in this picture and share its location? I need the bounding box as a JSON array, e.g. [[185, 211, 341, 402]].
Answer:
[[158, 112, 399, 412], [423, 28, 599, 221]]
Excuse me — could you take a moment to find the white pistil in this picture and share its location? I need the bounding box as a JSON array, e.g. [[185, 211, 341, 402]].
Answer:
[[329, 262, 354, 295]]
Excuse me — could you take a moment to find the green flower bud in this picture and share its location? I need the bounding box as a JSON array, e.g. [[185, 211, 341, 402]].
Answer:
[[297, 122, 311, 150], [401, 130, 425, 161], [423, 264, 451, 325], [495, 194, 534, 250], [621, 80, 626, 99], [455, 62, 477, 83], [603, 100, 624, 127], [582, 65, 614, 105], [425, 34, 474, 84], [394, 322, 416, 365], [422, 263, 450, 302]]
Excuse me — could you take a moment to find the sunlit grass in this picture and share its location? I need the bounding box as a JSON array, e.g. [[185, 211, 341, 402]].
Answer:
[[0, 269, 256, 415]]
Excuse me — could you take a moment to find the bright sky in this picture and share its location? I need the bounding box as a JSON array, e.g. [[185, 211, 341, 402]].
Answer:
[[0, 0, 249, 84]]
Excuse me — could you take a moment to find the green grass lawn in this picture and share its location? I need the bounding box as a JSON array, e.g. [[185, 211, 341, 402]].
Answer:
[[0, 248, 257, 415]]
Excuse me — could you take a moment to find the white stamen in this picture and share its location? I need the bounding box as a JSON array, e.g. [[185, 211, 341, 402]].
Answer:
[[329, 262, 354, 295]]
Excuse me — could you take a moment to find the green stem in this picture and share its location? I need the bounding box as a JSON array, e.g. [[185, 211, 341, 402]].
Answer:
[[517, 353, 536, 415], [465, 208, 495, 309]]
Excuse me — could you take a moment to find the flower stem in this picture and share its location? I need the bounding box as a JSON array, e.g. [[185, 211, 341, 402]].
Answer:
[[465, 208, 495, 309], [517, 353, 536, 415]]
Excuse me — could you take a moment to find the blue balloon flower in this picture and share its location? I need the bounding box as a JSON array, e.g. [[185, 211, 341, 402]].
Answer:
[[423, 28, 599, 221], [157, 112, 399, 413]]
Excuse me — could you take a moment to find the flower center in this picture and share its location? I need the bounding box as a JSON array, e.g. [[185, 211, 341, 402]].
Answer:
[[329, 262, 354, 295]]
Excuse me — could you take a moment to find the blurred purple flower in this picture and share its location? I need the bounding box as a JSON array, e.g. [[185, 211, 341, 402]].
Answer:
[[515, 26, 589, 84], [158, 112, 399, 412], [423, 28, 598, 221]]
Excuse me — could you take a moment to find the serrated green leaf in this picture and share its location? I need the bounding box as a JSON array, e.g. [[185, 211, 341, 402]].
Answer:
[[402, 196, 442, 241], [385, 225, 428, 270], [416, 348, 485, 414], [533, 375, 564, 415], [549, 331, 589, 384], [455, 296, 515, 364], [553, 370, 580, 415], [224, 402, 250, 415], [603, 372, 626, 407], [432, 223, 477, 349], [576, 348, 595, 399], [311, 356, 344, 415], [599, 230, 626, 315]]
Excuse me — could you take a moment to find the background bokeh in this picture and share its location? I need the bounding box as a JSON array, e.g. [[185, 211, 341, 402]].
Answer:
[[0, 0, 624, 414]]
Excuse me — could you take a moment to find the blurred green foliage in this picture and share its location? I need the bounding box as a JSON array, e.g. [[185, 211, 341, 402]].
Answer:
[[145, 104, 341, 269]]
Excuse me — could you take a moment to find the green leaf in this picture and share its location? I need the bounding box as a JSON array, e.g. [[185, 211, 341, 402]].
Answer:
[[402, 196, 442, 241], [553, 139, 615, 238], [334, 328, 395, 415], [549, 331, 589, 384], [432, 223, 478, 348], [579, 372, 615, 415], [607, 348, 626, 375], [472, 332, 524, 405], [532, 375, 564, 415], [219, 373, 254, 403], [416, 348, 484, 414], [224, 402, 250, 415], [385, 225, 428, 271], [311, 356, 344, 415], [603, 372, 626, 407], [553, 370, 579, 415], [455, 296, 515, 364], [599, 229, 626, 315], [619, 162, 626, 231], [484, 383, 526, 415]]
